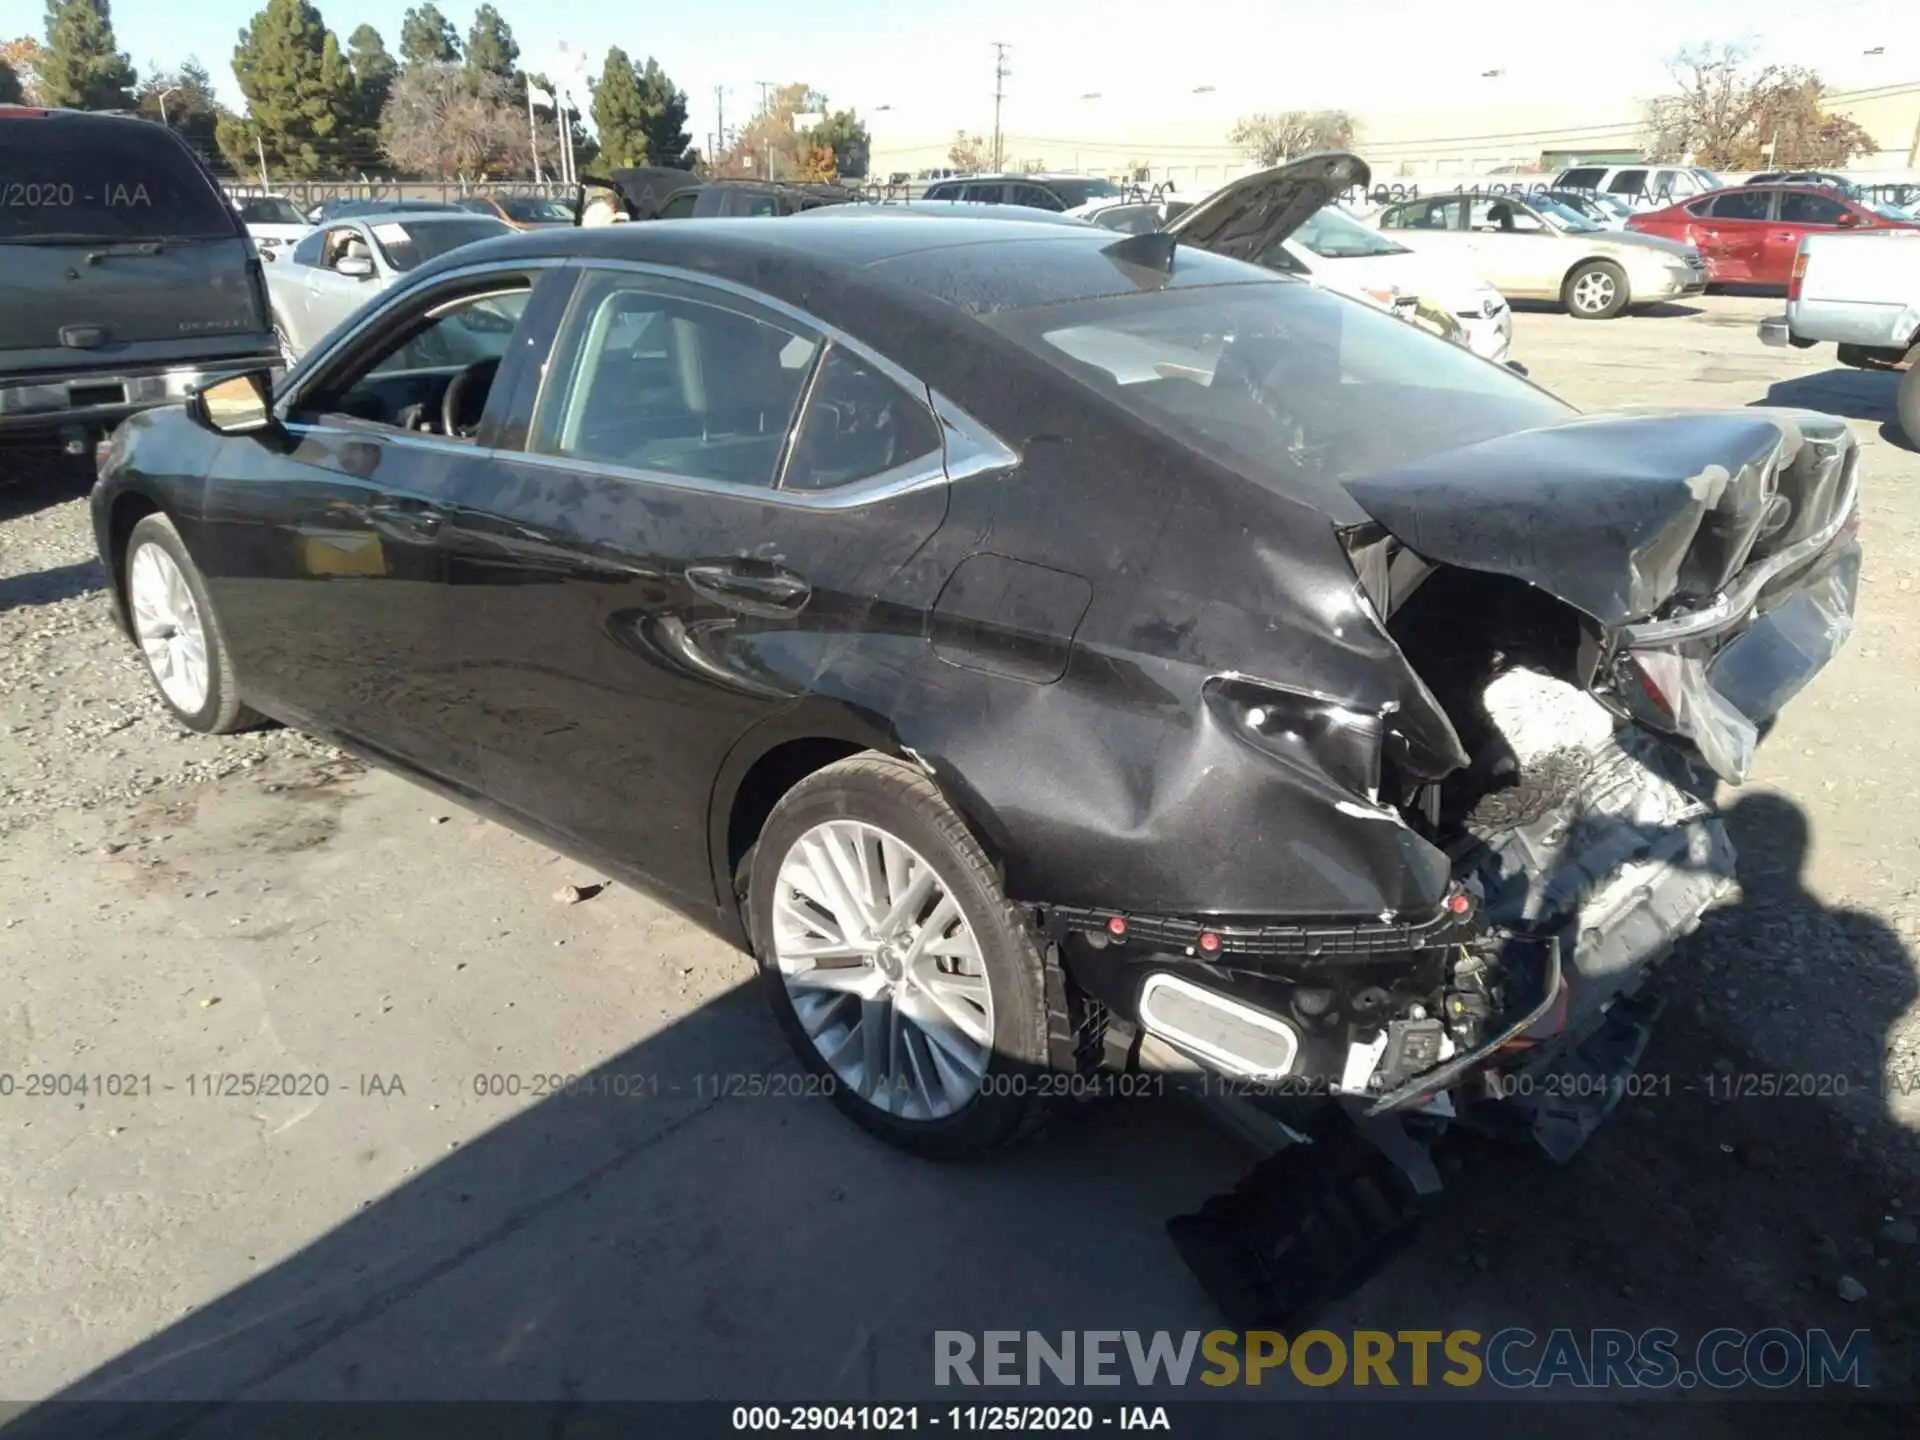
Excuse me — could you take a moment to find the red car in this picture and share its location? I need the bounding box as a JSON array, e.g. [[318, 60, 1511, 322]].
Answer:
[[1626, 183, 1917, 287]]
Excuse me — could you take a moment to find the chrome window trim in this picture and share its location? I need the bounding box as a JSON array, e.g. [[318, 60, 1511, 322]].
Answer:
[[274, 257, 569, 421], [523, 258, 1019, 510], [280, 419, 495, 463]]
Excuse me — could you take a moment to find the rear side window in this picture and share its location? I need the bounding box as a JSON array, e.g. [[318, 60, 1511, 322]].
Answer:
[[962, 183, 1006, 204], [782, 347, 942, 492], [1605, 169, 1647, 197], [1558, 167, 1604, 190], [1009, 183, 1065, 211], [0, 118, 236, 240], [658, 192, 699, 219], [1779, 191, 1849, 225], [1708, 190, 1772, 221]]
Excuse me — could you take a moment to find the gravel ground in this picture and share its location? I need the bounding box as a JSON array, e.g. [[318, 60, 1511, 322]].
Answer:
[[1, 295, 1917, 1425]]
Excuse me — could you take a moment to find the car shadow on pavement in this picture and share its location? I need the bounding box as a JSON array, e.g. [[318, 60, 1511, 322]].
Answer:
[[1756, 371, 1916, 453], [0, 558, 104, 612], [2, 799, 1914, 1435]]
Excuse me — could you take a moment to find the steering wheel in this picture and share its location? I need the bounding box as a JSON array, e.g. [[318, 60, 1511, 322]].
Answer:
[[440, 357, 500, 439]]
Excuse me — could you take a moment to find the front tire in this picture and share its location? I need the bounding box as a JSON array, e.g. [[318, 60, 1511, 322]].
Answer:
[[746, 753, 1052, 1159], [1897, 361, 1920, 449], [124, 513, 259, 734], [1562, 260, 1629, 319]]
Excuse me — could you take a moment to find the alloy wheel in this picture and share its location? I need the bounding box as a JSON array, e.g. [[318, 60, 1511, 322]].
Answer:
[[1572, 270, 1616, 314], [771, 819, 995, 1120], [129, 542, 210, 714]]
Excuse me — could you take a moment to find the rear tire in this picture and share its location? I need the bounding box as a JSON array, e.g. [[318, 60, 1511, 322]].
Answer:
[[124, 513, 260, 735], [1898, 362, 1920, 449], [746, 752, 1052, 1159], [1562, 260, 1629, 319]]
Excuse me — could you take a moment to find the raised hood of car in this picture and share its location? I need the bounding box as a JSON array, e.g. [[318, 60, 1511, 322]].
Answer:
[[1342, 408, 1853, 626], [1164, 151, 1373, 263]]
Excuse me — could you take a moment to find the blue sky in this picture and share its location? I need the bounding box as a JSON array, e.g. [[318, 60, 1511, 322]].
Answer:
[[7, 0, 1914, 158]]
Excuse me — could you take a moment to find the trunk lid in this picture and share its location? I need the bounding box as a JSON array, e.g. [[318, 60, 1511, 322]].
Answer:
[[0, 110, 270, 373], [1344, 408, 1860, 783], [1161, 151, 1373, 264]]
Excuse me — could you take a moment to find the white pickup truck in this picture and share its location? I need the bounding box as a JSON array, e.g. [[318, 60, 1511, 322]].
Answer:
[[1760, 230, 1920, 443]]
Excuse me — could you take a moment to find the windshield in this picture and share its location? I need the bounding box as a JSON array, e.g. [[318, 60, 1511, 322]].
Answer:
[[0, 121, 237, 241], [238, 197, 307, 226], [1531, 196, 1603, 232], [1048, 178, 1124, 208], [986, 281, 1569, 494], [1691, 168, 1724, 191], [499, 196, 575, 223], [367, 217, 512, 271], [1290, 205, 1410, 258]]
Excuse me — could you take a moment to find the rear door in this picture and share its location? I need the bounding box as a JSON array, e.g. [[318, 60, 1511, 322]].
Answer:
[[0, 112, 270, 373], [435, 266, 953, 906]]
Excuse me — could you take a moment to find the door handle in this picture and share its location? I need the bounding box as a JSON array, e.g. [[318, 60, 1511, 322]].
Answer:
[[367, 497, 444, 538], [685, 562, 811, 617]]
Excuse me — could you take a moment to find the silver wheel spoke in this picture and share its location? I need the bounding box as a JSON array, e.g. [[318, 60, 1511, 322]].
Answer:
[[127, 541, 211, 714], [773, 816, 995, 1120]]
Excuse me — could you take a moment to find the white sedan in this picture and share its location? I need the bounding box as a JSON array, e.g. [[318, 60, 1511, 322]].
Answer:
[[233, 194, 313, 264], [1366, 192, 1709, 319]]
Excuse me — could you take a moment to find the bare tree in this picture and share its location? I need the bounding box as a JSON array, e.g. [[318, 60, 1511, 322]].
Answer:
[[947, 131, 989, 171], [1644, 42, 1878, 169], [379, 63, 529, 179], [1227, 109, 1357, 166]]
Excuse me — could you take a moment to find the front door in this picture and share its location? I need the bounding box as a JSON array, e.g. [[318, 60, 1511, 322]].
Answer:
[[433, 267, 953, 909], [1692, 189, 1774, 282], [193, 267, 561, 776], [299, 224, 385, 337], [1461, 197, 1561, 297]]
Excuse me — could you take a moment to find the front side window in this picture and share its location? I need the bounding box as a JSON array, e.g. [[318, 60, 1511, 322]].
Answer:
[[290, 228, 326, 267], [924, 184, 960, 201], [962, 183, 1006, 204], [1779, 191, 1849, 226], [1606, 169, 1648, 197], [782, 347, 942, 492], [1558, 167, 1604, 190], [1010, 184, 1065, 211], [534, 273, 821, 487], [1471, 199, 1546, 233], [297, 284, 532, 435], [987, 281, 1570, 495]]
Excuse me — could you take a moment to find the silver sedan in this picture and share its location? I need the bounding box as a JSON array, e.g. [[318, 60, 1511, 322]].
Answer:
[[264, 210, 515, 360]]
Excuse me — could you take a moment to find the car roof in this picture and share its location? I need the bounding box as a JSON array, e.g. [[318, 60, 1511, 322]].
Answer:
[[410, 213, 1277, 321], [796, 200, 1097, 226]]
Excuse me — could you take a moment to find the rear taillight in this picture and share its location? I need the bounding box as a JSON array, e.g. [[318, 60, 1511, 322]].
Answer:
[[0, 106, 51, 118], [1789, 246, 1809, 301]]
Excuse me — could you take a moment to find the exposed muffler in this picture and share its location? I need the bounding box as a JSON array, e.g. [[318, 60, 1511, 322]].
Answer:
[[1137, 973, 1299, 1077]]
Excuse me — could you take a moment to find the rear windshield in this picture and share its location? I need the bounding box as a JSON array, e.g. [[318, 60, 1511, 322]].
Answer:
[[499, 196, 574, 223], [366, 217, 511, 271], [0, 118, 237, 241], [238, 196, 306, 226], [986, 282, 1570, 493]]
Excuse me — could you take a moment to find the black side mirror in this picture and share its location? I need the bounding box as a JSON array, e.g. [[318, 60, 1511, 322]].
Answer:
[[188, 371, 277, 438]]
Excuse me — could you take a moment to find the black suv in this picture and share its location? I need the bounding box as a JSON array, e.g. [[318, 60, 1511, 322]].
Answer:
[[920, 173, 1127, 211], [0, 107, 278, 454]]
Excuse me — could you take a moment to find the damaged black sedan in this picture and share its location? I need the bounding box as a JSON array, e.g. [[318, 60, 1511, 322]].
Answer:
[[92, 155, 1859, 1202]]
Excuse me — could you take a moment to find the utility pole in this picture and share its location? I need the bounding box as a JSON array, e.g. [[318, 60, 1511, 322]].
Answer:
[[990, 42, 1010, 171], [715, 84, 727, 162], [755, 81, 777, 178]]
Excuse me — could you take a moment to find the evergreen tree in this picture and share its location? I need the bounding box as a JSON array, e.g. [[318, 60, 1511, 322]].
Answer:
[[137, 58, 228, 169], [590, 47, 646, 169], [635, 57, 692, 169], [346, 22, 395, 123], [224, 0, 358, 177], [464, 5, 517, 82], [398, 4, 460, 67], [39, 0, 136, 110]]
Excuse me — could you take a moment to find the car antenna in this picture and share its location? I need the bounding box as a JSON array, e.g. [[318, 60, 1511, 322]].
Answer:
[[1100, 230, 1178, 274]]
